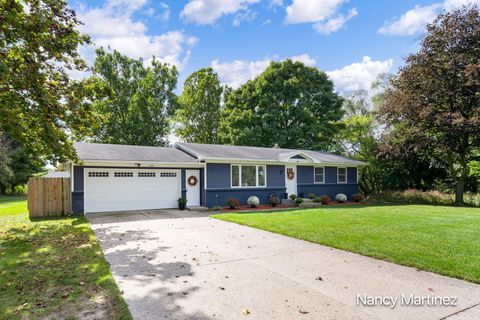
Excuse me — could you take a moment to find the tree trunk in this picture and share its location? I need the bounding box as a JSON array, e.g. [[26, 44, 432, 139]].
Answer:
[[455, 177, 465, 206]]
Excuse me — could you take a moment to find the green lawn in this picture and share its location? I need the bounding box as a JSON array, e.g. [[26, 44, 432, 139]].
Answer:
[[213, 204, 480, 284], [0, 196, 131, 320]]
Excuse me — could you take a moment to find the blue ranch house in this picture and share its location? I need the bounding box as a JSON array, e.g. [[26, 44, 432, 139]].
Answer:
[[69, 142, 365, 214]]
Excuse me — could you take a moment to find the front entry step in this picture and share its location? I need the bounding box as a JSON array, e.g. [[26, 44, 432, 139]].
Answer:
[[187, 206, 210, 212]]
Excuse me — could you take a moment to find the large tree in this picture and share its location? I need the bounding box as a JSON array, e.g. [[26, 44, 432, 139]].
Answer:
[[219, 60, 344, 150], [88, 48, 178, 146], [379, 6, 480, 204], [0, 0, 95, 161], [175, 68, 223, 144]]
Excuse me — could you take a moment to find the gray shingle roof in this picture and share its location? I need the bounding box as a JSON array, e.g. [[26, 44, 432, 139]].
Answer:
[[74, 142, 198, 163], [175, 142, 366, 165]]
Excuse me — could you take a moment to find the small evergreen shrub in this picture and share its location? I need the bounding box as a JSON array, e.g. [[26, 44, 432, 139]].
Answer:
[[313, 197, 321, 203], [294, 198, 303, 206], [308, 193, 316, 199], [268, 194, 281, 207], [289, 194, 297, 200]]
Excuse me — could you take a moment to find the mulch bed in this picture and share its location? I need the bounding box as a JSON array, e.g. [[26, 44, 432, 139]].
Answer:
[[323, 201, 368, 205], [219, 204, 294, 212]]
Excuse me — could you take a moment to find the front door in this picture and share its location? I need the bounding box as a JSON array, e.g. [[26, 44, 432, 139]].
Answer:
[[285, 165, 297, 197], [186, 169, 200, 206]]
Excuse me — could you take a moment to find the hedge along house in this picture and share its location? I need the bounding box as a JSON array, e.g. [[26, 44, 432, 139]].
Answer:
[[69, 142, 366, 214]]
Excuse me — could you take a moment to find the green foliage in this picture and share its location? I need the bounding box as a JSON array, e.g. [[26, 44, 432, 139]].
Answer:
[[313, 197, 321, 203], [370, 189, 480, 207], [87, 48, 178, 146], [219, 60, 344, 149], [175, 68, 223, 143], [0, 0, 95, 161], [289, 194, 297, 200], [378, 6, 480, 204], [268, 194, 280, 206], [308, 193, 316, 199], [294, 198, 303, 206]]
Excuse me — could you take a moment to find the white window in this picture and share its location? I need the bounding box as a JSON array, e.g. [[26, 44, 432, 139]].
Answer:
[[314, 167, 324, 183], [337, 167, 347, 183], [88, 172, 109, 177], [231, 165, 266, 188], [114, 172, 133, 177], [138, 172, 156, 177]]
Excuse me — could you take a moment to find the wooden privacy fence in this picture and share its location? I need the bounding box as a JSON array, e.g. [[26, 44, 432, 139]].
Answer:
[[28, 178, 71, 218]]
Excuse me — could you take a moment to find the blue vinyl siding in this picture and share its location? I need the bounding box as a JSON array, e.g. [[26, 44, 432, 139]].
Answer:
[[205, 163, 286, 207], [206, 163, 230, 188], [297, 166, 313, 184], [267, 165, 285, 188], [297, 165, 359, 200], [348, 167, 358, 184], [72, 166, 84, 214], [325, 166, 337, 183]]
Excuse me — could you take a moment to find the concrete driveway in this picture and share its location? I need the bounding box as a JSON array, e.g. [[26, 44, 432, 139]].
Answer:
[[88, 210, 480, 320]]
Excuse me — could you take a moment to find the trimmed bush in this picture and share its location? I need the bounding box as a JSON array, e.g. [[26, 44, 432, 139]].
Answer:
[[335, 193, 347, 203], [313, 197, 321, 203], [268, 194, 281, 207], [320, 194, 331, 204], [247, 196, 260, 208], [226, 197, 240, 209], [289, 194, 297, 200], [308, 193, 316, 199], [351, 193, 364, 202], [294, 198, 303, 206]]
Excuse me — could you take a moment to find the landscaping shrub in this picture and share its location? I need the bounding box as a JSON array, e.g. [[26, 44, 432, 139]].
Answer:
[[308, 193, 316, 199], [335, 193, 347, 203], [289, 194, 297, 200], [351, 193, 364, 202], [294, 198, 303, 206], [268, 194, 280, 207], [226, 197, 240, 209], [177, 197, 187, 210], [370, 189, 480, 207], [320, 194, 331, 204], [313, 197, 321, 203], [247, 196, 260, 208]]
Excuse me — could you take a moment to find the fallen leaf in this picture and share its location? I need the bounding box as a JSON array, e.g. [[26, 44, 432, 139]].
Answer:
[[242, 308, 250, 315], [315, 276, 323, 281], [218, 286, 225, 290], [298, 309, 309, 314]]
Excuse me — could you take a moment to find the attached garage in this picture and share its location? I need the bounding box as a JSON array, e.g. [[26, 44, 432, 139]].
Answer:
[[84, 169, 181, 213], [71, 142, 203, 214]]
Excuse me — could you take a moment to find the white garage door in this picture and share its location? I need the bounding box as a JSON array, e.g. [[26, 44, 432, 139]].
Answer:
[[84, 169, 181, 213]]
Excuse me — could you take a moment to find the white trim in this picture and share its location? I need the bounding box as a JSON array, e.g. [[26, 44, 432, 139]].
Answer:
[[313, 166, 325, 184], [230, 164, 267, 188], [81, 160, 204, 168], [206, 158, 365, 166], [337, 167, 347, 184]]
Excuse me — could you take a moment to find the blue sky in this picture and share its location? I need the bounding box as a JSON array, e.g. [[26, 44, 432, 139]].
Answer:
[[70, 0, 477, 92]]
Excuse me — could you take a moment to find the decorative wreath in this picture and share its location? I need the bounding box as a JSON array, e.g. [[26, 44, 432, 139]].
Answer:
[[188, 175, 198, 186], [287, 169, 295, 180]]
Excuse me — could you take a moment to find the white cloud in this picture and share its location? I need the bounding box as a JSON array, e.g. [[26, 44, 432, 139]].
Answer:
[[76, 0, 197, 72], [314, 7, 358, 35], [290, 54, 316, 66], [378, 4, 441, 36], [326, 56, 394, 91], [232, 9, 257, 26], [180, 0, 260, 25], [379, 0, 480, 36], [285, 0, 357, 34], [211, 54, 316, 88]]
